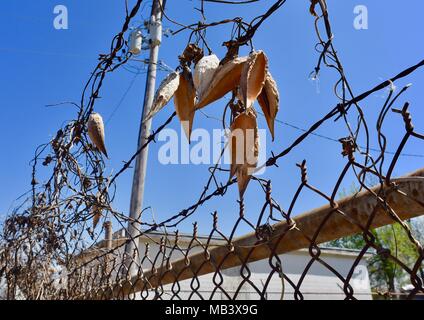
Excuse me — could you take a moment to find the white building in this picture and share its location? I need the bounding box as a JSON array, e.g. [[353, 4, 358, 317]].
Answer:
[[90, 229, 373, 300]]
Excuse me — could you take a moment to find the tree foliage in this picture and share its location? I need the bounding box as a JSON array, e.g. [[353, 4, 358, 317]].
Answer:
[[327, 185, 423, 293]]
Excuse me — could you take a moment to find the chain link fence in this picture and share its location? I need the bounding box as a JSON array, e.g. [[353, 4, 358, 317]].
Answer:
[[1, 0, 424, 300]]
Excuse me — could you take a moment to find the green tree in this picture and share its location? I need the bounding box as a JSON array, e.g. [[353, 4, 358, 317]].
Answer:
[[369, 223, 419, 292], [328, 222, 420, 292], [326, 184, 422, 293]]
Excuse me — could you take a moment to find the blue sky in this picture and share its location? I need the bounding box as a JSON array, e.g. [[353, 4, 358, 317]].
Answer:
[[0, 0, 423, 235]]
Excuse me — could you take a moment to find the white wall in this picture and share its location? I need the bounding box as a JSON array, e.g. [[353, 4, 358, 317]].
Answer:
[[129, 238, 372, 300]]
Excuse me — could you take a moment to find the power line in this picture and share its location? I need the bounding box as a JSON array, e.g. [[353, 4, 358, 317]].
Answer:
[[198, 108, 424, 158], [271, 115, 424, 158], [106, 72, 141, 124], [0, 47, 93, 60]]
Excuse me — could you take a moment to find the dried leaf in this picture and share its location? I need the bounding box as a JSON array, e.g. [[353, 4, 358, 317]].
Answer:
[[240, 50, 268, 109], [257, 71, 279, 140], [174, 67, 196, 141], [87, 112, 108, 158], [145, 72, 180, 122], [196, 56, 248, 109], [229, 110, 259, 198], [193, 54, 220, 100]]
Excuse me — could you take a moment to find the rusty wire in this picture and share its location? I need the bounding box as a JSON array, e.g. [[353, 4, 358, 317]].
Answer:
[[1, 0, 424, 300]]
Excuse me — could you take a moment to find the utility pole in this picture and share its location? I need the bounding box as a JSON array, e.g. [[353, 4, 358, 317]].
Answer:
[[124, 0, 166, 275]]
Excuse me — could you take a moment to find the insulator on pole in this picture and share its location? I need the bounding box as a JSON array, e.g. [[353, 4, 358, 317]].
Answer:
[[129, 28, 143, 55], [149, 16, 162, 47]]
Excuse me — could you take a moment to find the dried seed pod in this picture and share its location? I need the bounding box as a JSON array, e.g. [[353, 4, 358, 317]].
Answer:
[[196, 56, 248, 109], [193, 54, 220, 100], [92, 205, 102, 229], [87, 112, 108, 158], [257, 71, 279, 140], [240, 50, 268, 109], [145, 71, 180, 122], [229, 110, 259, 198], [174, 67, 196, 141]]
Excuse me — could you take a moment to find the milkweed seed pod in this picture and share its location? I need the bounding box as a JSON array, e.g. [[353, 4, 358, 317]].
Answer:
[[240, 50, 268, 109], [87, 112, 108, 158], [92, 204, 102, 229], [145, 71, 180, 122], [174, 67, 196, 142], [196, 56, 248, 110], [257, 71, 279, 141], [193, 54, 220, 100], [229, 110, 259, 198]]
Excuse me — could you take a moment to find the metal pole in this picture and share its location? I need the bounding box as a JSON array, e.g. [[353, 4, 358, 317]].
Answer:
[[124, 0, 165, 275], [104, 221, 113, 250], [103, 221, 113, 278]]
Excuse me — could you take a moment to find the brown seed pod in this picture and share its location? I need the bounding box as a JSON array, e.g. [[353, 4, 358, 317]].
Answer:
[[174, 67, 196, 141], [92, 205, 102, 229], [193, 54, 220, 100], [257, 71, 279, 141], [240, 50, 268, 109], [87, 112, 108, 158], [145, 71, 180, 122], [229, 110, 259, 198], [195, 56, 248, 110]]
